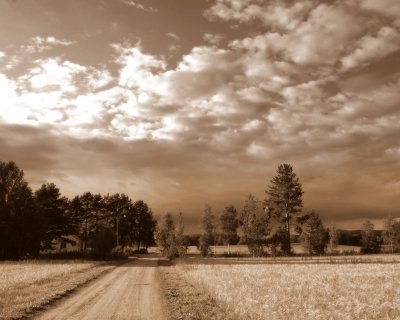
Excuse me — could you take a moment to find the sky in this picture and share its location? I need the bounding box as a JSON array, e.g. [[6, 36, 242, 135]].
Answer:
[[1, 0, 400, 231]]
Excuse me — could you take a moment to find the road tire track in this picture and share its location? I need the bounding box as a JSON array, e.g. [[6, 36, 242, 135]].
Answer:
[[34, 258, 166, 320]]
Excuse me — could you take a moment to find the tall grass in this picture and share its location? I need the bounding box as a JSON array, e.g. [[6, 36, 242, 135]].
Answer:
[[177, 263, 400, 319]]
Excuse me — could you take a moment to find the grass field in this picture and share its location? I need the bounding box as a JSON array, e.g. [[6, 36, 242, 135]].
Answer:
[[166, 257, 400, 319], [0, 260, 117, 319]]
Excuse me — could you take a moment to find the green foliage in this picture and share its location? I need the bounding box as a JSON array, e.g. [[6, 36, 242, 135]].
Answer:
[[265, 163, 304, 255]]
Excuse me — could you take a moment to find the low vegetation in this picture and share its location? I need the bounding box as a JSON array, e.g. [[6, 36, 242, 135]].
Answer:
[[159, 267, 236, 320], [171, 260, 400, 319], [0, 260, 117, 319]]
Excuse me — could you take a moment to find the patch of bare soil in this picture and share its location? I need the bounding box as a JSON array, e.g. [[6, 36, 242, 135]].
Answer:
[[33, 258, 166, 320]]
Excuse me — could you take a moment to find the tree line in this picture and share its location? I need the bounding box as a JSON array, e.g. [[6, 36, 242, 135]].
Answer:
[[0, 161, 156, 259], [158, 163, 400, 257]]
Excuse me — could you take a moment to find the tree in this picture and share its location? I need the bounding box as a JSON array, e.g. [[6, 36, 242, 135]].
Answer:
[[383, 215, 400, 253], [361, 220, 381, 254], [175, 212, 188, 257], [200, 204, 216, 256], [240, 194, 269, 257], [220, 205, 239, 255], [0, 161, 41, 258], [34, 183, 73, 249], [328, 225, 339, 254], [296, 211, 329, 255], [265, 163, 304, 255], [156, 213, 177, 258], [131, 200, 156, 250], [104, 193, 132, 248], [71, 192, 103, 251]]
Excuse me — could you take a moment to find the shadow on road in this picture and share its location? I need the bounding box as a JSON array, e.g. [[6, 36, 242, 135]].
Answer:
[[119, 256, 172, 267]]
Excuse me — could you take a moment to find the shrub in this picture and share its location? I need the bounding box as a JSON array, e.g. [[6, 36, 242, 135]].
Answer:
[[110, 246, 128, 260], [91, 227, 116, 259]]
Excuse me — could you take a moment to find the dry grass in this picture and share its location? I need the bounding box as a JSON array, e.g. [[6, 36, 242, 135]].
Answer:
[[0, 260, 117, 319], [159, 267, 237, 320], [174, 262, 400, 319]]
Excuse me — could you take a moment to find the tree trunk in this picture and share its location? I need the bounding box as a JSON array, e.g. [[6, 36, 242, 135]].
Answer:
[[285, 211, 291, 255]]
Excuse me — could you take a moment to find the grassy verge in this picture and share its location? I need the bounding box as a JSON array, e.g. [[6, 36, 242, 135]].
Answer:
[[174, 263, 400, 319], [0, 260, 123, 319], [159, 266, 237, 320]]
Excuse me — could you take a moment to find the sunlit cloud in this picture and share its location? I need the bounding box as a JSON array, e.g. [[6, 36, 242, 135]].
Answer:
[[119, 0, 158, 13], [0, 0, 399, 227]]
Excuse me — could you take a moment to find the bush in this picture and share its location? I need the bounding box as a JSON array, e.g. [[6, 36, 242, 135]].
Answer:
[[91, 227, 116, 260], [131, 248, 148, 254], [110, 246, 128, 260], [38, 251, 92, 260], [198, 235, 210, 257]]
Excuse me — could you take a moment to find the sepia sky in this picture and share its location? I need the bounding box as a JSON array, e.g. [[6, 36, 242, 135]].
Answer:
[[1, 0, 400, 231]]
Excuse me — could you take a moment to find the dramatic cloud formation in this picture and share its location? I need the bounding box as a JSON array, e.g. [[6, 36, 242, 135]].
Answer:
[[1, 0, 399, 230]]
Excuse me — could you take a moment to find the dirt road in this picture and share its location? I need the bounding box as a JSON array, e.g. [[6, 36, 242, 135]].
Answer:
[[35, 257, 167, 320]]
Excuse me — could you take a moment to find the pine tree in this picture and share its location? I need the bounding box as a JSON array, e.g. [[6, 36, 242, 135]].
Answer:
[[265, 163, 303, 255]]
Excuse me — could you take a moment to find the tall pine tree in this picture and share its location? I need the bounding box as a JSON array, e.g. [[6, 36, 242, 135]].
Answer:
[[265, 163, 303, 255]]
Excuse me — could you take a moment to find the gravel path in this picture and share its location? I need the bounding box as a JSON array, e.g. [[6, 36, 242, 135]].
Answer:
[[34, 258, 166, 320]]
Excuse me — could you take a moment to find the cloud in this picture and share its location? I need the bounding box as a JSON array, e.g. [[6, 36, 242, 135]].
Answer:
[[360, 0, 400, 19], [203, 33, 224, 45], [119, 0, 158, 13], [20, 57, 86, 92], [341, 26, 400, 71], [112, 43, 165, 89], [24, 36, 75, 54], [1, 0, 400, 227], [205, 0, 316, 31], [166, 32, 180, 41]]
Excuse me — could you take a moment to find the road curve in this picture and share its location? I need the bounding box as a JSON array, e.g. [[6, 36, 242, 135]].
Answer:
[[34, 258, 167, 320]]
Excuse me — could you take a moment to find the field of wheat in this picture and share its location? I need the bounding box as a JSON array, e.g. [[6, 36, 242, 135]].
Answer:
[[0, 261, 114, 319], [176, 262, 400, 319]]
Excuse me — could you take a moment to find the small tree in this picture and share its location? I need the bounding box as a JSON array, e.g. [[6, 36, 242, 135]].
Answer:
[[328, 225, 339, 254], [296, 211, 329, 255], [176, 212, 188, 257], [383, 215, 400, 253], [156, 213, 177, 258], [240, 194, 269, 257], [265, 163, 304, 255], [361, 220, 381, 254], [220, 205, 239, 255], [201, 204, 216, 256]]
